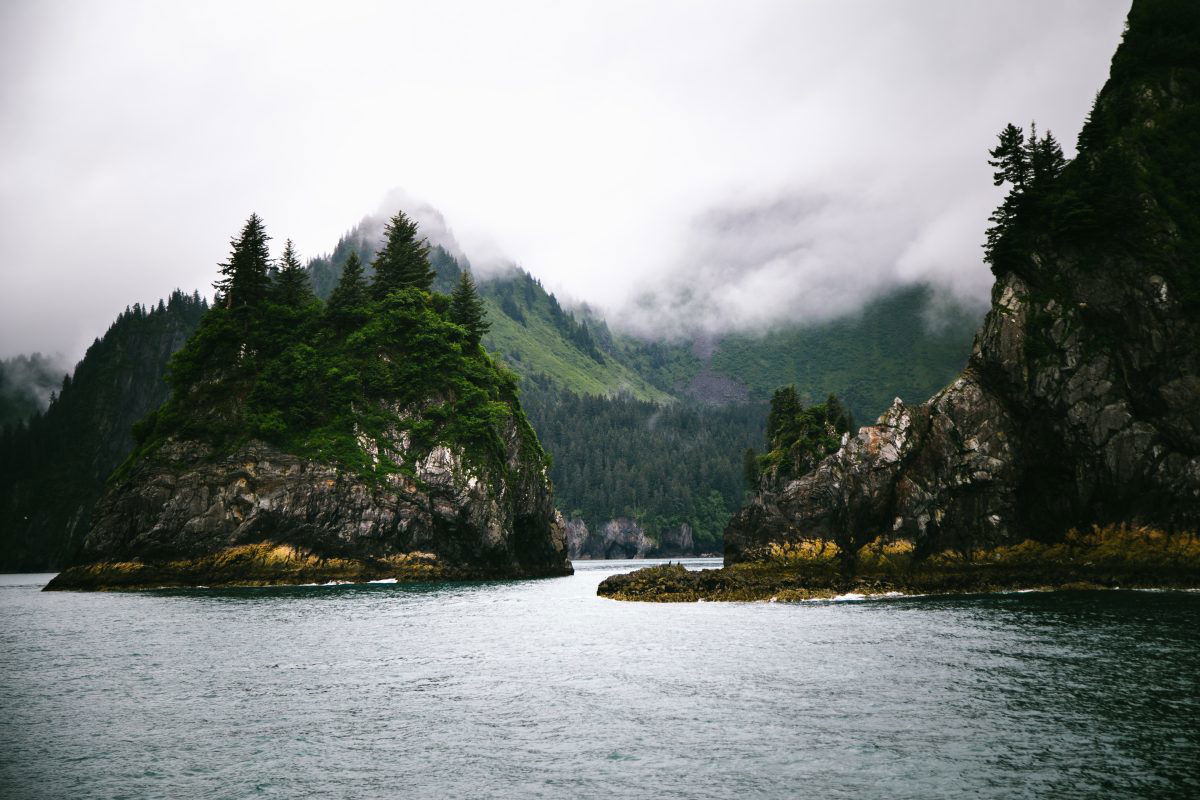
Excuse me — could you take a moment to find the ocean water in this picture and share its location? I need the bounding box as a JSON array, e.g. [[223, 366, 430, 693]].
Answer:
[[1, 559, 1197, 800]]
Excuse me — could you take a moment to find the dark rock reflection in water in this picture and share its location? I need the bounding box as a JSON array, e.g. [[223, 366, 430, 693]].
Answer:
[[1, 561, 1197, 799]]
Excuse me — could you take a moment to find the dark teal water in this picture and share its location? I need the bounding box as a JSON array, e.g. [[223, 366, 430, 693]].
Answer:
[[1, 559, 1197, 800]]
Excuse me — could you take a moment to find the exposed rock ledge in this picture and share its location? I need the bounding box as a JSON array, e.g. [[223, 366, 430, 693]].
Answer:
[[46, 433, 572, 590]]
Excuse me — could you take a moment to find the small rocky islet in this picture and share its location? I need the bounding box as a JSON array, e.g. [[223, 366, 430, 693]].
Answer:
[[46, 218, 571, 590], [602, 0, 1200, 602]]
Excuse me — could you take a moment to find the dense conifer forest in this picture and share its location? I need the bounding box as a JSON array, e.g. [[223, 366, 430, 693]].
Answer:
[[128, 212, 540, 480], [521, 381, 766, 552], [0, 292, 208, 568]]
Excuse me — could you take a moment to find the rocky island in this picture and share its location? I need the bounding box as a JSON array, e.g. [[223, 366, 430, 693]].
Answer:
[[46, 214, 571, 590], [601, 0, 1200, 602]]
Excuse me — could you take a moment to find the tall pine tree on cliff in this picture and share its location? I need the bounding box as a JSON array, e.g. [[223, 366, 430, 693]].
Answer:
[[215, 213, 272, 310], [449, 271, 490, 346], [325, 250, 370, 332], [370, 211, 434, 299], [1027, 125, 1067, 190], [272, 239, 314, 307], [984, 122, 1066, 268]]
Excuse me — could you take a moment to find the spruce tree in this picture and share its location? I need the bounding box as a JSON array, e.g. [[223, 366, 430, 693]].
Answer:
[[987, 123, 1029, 189], [215, 213, 272, 309], [449, 271, 490, 346], [326, 251, 370, 330], [1029, 128, 1067, 188], [984, 124, 1030, 266], [766, 385, 802, 449], [743, 447, 759, 489], [370, 211, 434, 299], [272, 239, 314, 307]]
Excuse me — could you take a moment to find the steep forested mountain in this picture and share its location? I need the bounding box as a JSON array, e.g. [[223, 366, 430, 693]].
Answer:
[[521, 381, 766, 553], [702, 287, 980, 422], [309, 220, 981, 422], [0, 292, 208, 569]]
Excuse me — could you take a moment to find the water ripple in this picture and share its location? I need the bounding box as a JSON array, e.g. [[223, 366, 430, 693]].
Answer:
[[1, 563, 1197, 799]]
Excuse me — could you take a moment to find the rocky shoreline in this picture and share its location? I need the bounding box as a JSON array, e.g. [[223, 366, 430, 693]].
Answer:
[[44, 542, 572, 591], [598, 527, 1200, 602]]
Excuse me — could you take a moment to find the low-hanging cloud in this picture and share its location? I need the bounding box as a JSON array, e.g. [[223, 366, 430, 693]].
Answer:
[[0, 0, 1131, 359]]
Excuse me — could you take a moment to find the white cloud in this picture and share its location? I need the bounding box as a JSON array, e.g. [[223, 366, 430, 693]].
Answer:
[[0, 0, 1130, 357]]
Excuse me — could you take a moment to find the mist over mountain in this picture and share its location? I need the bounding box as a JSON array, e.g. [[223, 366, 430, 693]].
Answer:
[[0, 353, 69, 427], [0, 1, 1130, 361]]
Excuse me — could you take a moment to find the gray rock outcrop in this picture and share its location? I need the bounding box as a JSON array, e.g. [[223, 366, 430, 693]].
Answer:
[[53, 410, 572, 585]]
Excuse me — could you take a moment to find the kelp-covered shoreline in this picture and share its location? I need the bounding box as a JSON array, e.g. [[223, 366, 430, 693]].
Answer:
[[597, 525, 1200, 602], [44, 542, 572, 591]]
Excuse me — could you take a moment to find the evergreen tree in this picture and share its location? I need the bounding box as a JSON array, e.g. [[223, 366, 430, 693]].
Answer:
[[1028, 127, 1067, 188], [987, 123, 1029, 189], [984, 124, 1030, 266], [824, 393, 854, 434], [449, 271, 490, 346], [325, 250, 370, 330], [272, 239, 314, 307], [985, 121, 1069, 267], [370, 211, 434, 298], [215, 214, 272, 309], [766, 385, 802, 449], [743, 447, 759, 489]]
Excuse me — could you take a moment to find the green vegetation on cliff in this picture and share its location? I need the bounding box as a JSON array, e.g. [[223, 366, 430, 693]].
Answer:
[[126, 212, 543, 482], [747, 388, 853, 484]]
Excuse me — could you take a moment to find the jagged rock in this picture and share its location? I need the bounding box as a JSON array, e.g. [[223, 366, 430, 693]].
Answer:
[[726, 1, 1200, 563]]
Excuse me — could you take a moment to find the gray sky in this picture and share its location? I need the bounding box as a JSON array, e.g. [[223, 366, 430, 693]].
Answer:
[[0, 0, 1130, 359]]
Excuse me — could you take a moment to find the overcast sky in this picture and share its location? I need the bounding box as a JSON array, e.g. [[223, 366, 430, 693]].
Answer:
[[1, 0, 1130, 360]]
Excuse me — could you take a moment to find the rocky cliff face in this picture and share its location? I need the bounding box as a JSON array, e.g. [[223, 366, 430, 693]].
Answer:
[[48, 410, 571, 588], [726, 0, 1200, 563], [565, 517, 696, 559]]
